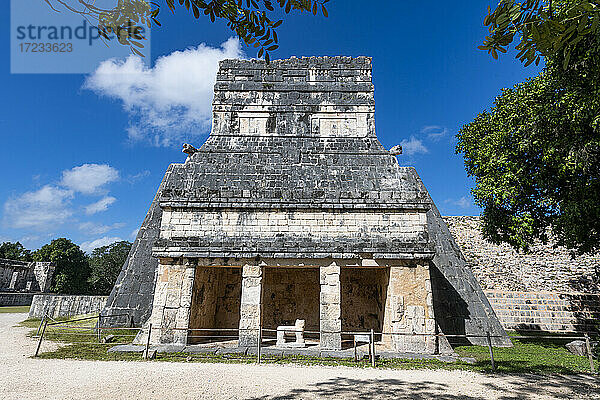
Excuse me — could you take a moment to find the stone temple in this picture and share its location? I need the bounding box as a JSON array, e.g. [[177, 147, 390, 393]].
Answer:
[[103, 56, 511, 353]]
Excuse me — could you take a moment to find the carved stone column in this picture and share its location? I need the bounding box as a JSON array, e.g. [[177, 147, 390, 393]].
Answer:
[[384, 263, 437, 354], [238, 264, 263, 347], [320, 262, 342, 350], [145, 258, 196, 345]]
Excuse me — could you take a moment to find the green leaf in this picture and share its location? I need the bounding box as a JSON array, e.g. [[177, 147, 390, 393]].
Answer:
[[563, 50, 571, 69]]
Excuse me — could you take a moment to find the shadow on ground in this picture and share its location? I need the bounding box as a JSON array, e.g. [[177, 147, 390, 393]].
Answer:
[[250, 374, 599, 400]]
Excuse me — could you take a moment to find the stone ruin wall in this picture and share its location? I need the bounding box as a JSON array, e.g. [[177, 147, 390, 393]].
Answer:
[[159, 209, 428, 258], [445, 216, 600, 332], [0, 259, 54, 293], [444, 216, 599, 293], [28, 294, 108, 319]]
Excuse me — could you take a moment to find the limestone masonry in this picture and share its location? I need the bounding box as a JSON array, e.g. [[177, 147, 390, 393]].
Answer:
[[0, 259, 54, 293], [29, 294, 108, 319], [445, 216, 599, 293], [444, 216, 599, 333], [103, 56, 510, 353]]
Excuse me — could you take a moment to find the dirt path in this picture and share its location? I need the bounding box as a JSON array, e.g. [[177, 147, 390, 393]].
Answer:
[[1, 313, 598, 399]]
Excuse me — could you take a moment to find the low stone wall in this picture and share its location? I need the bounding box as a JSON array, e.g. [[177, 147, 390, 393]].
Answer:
[[0, 292, 35, 306], [485, 290, 600, 332], [28, 294, 108, 319]]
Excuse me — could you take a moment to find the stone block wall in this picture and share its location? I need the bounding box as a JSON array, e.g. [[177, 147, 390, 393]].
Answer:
[[28, 294, 108, 319], [0, 259, 31, 290], [33, 262, 54, 292], [102, 174, 167, 328], [0, 292, 34, 306], [212, 57, 376, 140], [159, 209, 428, 258], [445, 216, 599, 293], [0, 259, 54, 292], [485, 290, 600, 332]]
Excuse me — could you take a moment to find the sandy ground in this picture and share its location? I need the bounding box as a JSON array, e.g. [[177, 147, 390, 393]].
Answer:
[[1, 313, 598, 400]]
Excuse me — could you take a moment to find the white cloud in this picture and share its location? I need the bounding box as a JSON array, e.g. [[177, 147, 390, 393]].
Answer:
[[61, 164, 119, 194], [445, 196, 472, 209], [84, 196, 117, 215], [85, 37, 245, 146], [79, 221, 125, 235], [400, 136, 429, 156], [3, 185, 73, 230], [130, 228, 139, 240], [421, 125, 449, 141], [80, 236, 123, 253]]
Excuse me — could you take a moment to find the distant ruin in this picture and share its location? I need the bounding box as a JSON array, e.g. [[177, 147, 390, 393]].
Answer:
[[103, 56, 511, 353], [0, 258, 54, 306], [0, 258, 54, 293]]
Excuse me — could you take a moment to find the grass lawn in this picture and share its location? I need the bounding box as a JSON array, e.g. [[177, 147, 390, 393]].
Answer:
[[0, 306, 30, 313], [20, 316, 138, 344], [21, 316, 597, 375]]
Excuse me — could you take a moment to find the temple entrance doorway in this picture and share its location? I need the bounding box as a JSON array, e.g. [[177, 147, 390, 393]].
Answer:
[[261, 266, 321, 345], [188, 266, 242, 344]]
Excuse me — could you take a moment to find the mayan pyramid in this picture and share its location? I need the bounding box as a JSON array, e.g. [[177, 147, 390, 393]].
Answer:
[[103, 56, 510, 351]]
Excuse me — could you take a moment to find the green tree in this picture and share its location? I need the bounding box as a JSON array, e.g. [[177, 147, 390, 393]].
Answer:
[[0, 242, 33, 261], [88, 241, 132, 295], [44, 0, 329, 61], [33, 238, 91, 294], [480, 0, 600, 68], [457, 32, 600, 255]]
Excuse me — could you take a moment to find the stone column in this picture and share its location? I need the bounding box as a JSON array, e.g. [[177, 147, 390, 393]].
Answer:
[[320, 262, 342, 350], [384, 263, 436, 354], [9, 271, 20, 290], [238, 264, 263, 347], [145, 259, 196, 345]]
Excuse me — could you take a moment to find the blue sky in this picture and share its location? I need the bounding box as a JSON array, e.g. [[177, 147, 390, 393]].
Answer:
[[0, 1, 541, 252]]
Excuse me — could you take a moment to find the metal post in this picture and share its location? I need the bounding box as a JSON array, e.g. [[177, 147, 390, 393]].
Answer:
[[353, 335, 357, 362], [585, 333, 595, 373], [35, 319, 48, 357], [370, 329, 375, 368], [257, 324, 262, 364], [367, 334, 372, 361], [36, 314, 46, 337], [97, 315, 102, 343], [145, 323, 152, 360], [486, 332, 496, 372]]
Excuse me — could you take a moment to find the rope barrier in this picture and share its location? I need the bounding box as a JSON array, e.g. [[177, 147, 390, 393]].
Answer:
[[32, 313, 598, 373]]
